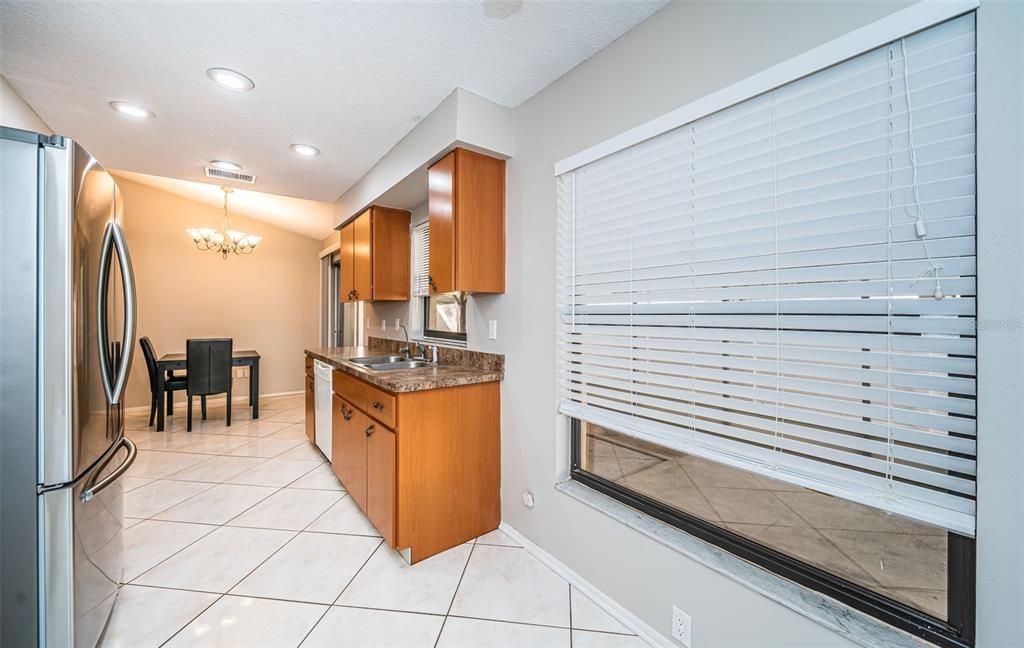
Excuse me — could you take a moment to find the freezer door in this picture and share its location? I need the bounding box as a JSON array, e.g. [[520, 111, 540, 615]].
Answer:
[[41, 437, 136, 648]]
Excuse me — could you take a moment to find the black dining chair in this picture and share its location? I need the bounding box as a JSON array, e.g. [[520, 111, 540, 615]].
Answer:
[[186, 338, 233, 431], [140, 336, 187, 427]]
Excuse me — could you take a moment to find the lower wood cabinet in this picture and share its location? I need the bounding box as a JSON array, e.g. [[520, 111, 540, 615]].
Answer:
[[330, 369, 499, 562], [332, 394, 367, 512], [365, 422, 396, 547]]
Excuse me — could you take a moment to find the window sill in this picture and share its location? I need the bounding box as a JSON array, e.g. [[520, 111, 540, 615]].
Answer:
[[555, 479, 931, 648]]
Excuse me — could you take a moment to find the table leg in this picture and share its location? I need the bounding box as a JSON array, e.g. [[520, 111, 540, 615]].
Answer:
[[156, 370, 166, 432], [251, 360, 260, 419]]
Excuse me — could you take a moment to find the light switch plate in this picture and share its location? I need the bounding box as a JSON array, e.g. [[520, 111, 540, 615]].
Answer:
[[381, 319, 387, 331], [488, 320, 498, 340]]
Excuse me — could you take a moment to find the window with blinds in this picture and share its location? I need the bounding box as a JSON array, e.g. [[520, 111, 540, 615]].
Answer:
[[412, 222, 430, 298], [557, 14, 976, 536]]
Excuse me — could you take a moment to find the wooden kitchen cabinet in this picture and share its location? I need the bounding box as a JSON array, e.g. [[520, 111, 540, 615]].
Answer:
[[339, 223, 355, 302], [338, 206, 410, 302], [331, 394, 367, 510], [428, 148, 505, 294], [331, 369, 499, 562], [366, 423, 396, 547]]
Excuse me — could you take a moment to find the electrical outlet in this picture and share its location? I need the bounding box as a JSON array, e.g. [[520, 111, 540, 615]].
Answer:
[[671, 606, 691, 647], [522, 491, 535, 508], [488, 319, 498, 340], [395, 318, 401, 330], [381, 319, 387, 331]]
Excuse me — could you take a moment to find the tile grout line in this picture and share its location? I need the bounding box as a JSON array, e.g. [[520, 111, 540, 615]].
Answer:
[[330, 540, 387, 607], [153, 461, 359, 647], [127, 485, 286, 586], [126, 480, 218, 522], [297, 539, 386, 647], [433, 540, 477, 648], [156, 508, 304, 646], [568, 585, 574, 647], [126, 581, 600, 636]]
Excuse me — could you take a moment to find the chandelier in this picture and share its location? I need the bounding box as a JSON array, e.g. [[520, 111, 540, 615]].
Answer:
[[186, 186, 262, 259]]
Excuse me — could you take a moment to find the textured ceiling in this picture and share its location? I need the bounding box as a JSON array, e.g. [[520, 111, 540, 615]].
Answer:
[[1, 1, 666, 202], [113, 170, 336, 241]]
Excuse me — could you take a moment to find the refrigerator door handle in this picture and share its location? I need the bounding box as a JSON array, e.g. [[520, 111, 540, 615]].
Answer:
[[96, 222, 137, 405], [80, 436, 136, 503]]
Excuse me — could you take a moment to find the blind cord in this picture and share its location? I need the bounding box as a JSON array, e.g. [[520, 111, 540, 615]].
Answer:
[[900, 37, 944, 300]]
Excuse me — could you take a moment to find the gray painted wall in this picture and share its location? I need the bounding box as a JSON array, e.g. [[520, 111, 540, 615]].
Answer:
[[974, 1, 1024, 645], [464, 1, 1021, 645]]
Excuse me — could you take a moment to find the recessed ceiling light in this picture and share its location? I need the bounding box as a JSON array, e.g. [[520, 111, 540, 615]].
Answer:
[[109, 101, 154, 119], [206, 67, 255, 92], [209, 160, 242, 172], [290, 143, 321, 157]]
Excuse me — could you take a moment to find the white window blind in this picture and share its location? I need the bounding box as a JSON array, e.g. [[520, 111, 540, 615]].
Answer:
[[557, 14, 977, 536], [412, 222, 430, 298]]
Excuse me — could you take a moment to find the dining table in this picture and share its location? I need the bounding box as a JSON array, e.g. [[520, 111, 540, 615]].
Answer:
[[154, 349, 261, 431]]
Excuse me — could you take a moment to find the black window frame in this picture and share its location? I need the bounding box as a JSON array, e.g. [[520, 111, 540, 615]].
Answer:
[[569, 418, 975, 648], [421, 294, 467, 343]]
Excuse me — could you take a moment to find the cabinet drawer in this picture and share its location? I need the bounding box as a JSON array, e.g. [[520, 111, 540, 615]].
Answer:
[[305, 355, 314, 377], [332, 370, 396, 428]]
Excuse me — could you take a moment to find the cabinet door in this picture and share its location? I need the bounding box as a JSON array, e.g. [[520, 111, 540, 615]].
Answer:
[[339, 224, 355, 302], [427, 151, 456, 293], [331, 395, 367, 511], [366, 424, 396, 547], [370, 208, 411, 301], [353, 210, 372, 300], [454, 149, 505, 293], [304, 375, 315, 443]]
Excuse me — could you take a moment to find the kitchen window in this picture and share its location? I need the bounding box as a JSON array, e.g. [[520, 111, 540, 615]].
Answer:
[[557, 11, 976, 647], [413, 221, 467, 342]]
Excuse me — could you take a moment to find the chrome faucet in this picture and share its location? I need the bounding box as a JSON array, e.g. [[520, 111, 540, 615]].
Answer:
[[398, 324, 411, 356]]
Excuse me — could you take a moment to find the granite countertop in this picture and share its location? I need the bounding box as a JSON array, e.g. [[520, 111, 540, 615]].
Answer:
[[305, 342, 503, 393]]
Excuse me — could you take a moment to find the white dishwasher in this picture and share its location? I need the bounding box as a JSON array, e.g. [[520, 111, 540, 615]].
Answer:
[[313, 360, 333, 459]]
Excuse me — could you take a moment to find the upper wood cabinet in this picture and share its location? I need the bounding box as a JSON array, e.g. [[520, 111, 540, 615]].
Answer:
[[428, 148, 505, 294], [338, 206, 411, 302]]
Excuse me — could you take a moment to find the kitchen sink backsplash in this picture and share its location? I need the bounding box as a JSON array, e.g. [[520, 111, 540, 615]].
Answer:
[[367, 336, 504, 373]]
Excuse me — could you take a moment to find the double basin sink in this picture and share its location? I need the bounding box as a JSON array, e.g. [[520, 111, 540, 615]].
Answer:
[[349, 354, 436, 372]]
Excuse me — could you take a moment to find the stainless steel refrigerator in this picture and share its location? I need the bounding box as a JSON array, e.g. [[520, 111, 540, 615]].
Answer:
[[1, 127, 138, 647]]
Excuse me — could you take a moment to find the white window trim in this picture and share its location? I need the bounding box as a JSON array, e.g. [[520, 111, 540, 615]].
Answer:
[[553, 0, 979, 177]]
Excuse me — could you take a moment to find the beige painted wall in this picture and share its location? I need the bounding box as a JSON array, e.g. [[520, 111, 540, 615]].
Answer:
[[117, 175, 321, 409], [0, 76, 50, 133]]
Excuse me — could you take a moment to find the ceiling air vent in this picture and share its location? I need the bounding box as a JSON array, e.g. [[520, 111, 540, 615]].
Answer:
[[204, 166, 256, 184]]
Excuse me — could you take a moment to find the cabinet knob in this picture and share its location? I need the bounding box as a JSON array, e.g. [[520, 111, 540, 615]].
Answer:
[[365, 425, 375, 437], [340, 405, 353, 421], [372, 400, 384, 410]]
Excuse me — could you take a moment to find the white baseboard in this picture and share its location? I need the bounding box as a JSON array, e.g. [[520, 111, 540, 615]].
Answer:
[[497, 522, 673, 648], [125, 390, 303, 415]]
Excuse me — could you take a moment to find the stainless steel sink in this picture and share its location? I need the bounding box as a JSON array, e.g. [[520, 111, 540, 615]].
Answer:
[[349, 355, 408, 366], [366, 360, 436, 371]]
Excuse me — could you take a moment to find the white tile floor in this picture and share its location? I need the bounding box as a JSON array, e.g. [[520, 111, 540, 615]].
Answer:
[[105, 394, 648, 647]]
